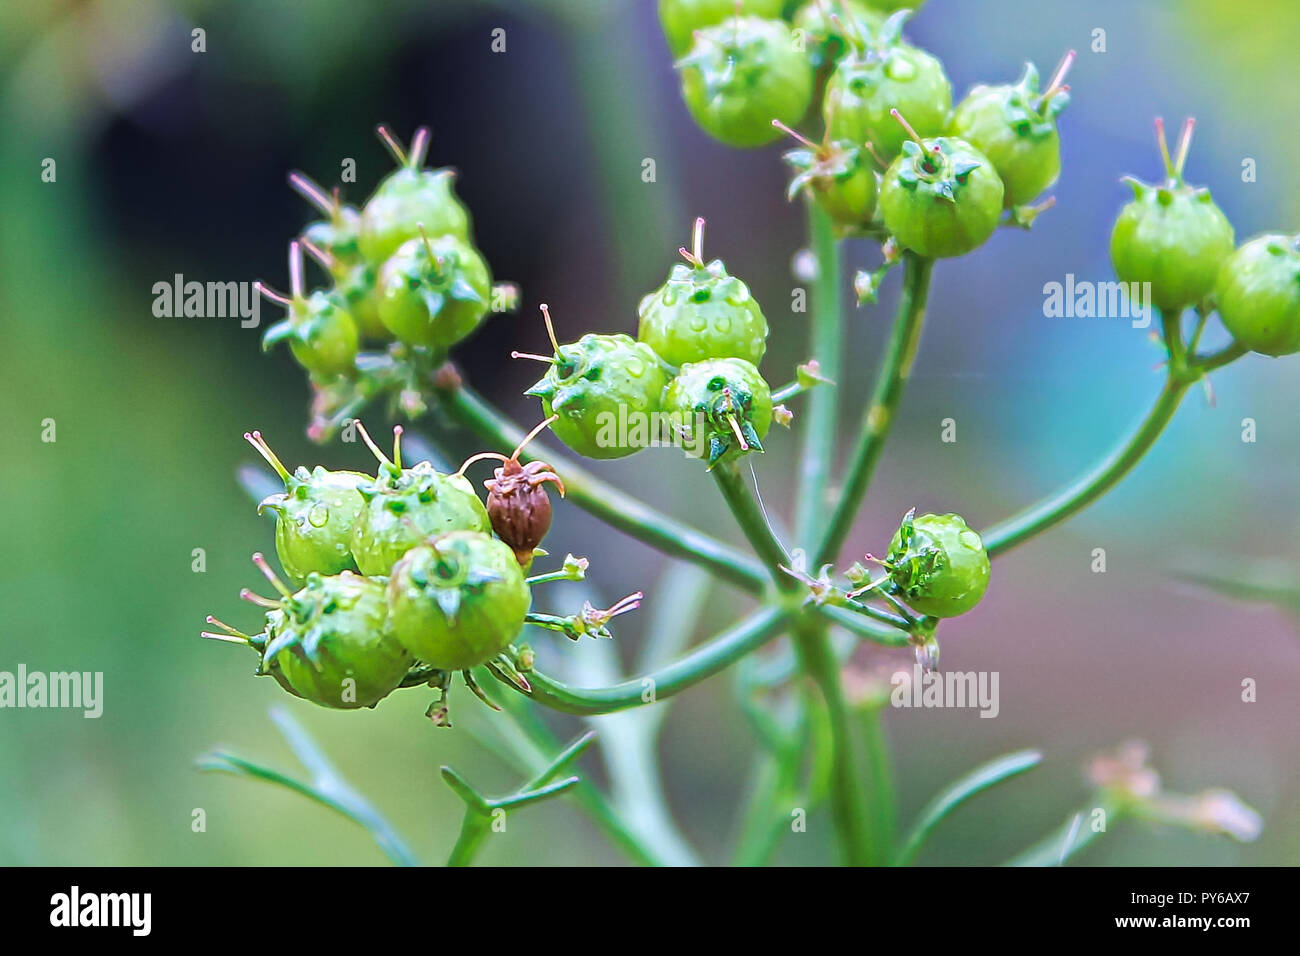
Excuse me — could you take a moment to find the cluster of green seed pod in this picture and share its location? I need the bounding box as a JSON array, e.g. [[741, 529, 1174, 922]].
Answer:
[[521, 218, 781, 467], [256, 127, 512, 435], [1108, 118, 1300, 357], [205, 421, 639, 721], [665, 4, 1073, 254]]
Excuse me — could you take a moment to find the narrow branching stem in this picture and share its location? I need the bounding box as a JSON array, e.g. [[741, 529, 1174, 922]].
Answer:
[[436, 381, 768, 593], [981, 376, 1190, 557], [490, 606, 790, 715], [981, 308, 1247, 557], [816, 604, 913, 646], [712, 459, 794, 590], [815, 253, 935, 567], [792, 615, 876, 865], [795, 202, 844, 544]]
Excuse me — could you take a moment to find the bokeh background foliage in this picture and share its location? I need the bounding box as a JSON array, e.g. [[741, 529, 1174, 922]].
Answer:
[[1, 0, 1297, 865]]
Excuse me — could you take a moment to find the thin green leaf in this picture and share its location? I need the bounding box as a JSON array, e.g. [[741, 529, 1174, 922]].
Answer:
[[440, 766, 493, 815], [895, 749, 1043, 865], [493, 775, 581, 810], [198, 707, 420, 867], [522, 730, 596, 792], [1005, 803, 1116, 867]]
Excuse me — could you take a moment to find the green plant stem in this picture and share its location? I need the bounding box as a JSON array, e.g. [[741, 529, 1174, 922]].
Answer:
[[815, 253, 935, 567], [795, 202, 844, 544], [816, 604, 912, 646], [792, 615, 875, 865], [982, 312, 1248, 558], [981, 376, 1191, 558], [493, 605, 790, 715], [436, 381, 767, 593], [861, 703, 897, 860], [486, 684, 674, 866], [446, 814, 491, 867], [712, 459, 793, 588]]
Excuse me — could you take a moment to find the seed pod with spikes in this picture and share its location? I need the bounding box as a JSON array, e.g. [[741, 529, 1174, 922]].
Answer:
[[359, 125, 471, 264], [663, 356, 773, 467], [1110, 117, 1235, 313], [348, 422, 491, 576], [245, 430, 368, 585], [299, 237, 387, 341], [637, 218, 769, 367], [883, 510, 989, 618], [289, 171, 363, 271], [376, 230, 491, 350], [460, 417, 566, 567], [204, 556, 410, 710], [521, 305, 670, 460], [387, 530, 532, 671], [257, 241, 359, 380]]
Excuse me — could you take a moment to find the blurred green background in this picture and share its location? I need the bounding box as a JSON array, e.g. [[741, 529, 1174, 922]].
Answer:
[[1, 0, 1297, 866]]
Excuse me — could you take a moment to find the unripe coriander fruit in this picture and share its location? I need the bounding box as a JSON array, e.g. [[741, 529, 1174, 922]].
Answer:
[[949, 53, 1074, 207], [349, 423, 490, 576], [228, 561, 410, 710], [387, 531, 531, 672], [880, 120, 1004, 259], [658, 0, 783, 57], [299, 238, 388, 341], [638, 218, 768, 366], [258, 242, 359, 380], [664, 357, 772, 467], [524, 306, 669, 460], [358, 126, 471, 264], [824, 12, 951, 162], [778, 123, 879, 228], [677, 17, 813, 149], [289, 172, 363, 269], [377, 232, 491, 350], [886, 510, 989, 618], [1109, 118, 1234, 313], [1215, 234, 1300, 356], [792, 0, 885, 70], [245, 430, 367, 585]]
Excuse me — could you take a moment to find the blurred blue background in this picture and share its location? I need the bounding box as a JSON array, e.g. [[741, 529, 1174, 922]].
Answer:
[[0, 0, 1296, 865]]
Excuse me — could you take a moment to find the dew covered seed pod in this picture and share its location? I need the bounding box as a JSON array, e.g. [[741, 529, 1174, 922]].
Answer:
[[637, 218, 769, 367], [358, 126, 471, 264], [776, 122, 879, 228], [663, 356, 772, 467], [949, 52, 1074, 208], [879, 113, 1004, 259], [387, 530, 532, 672], [823, 12, 951, 162], [523, 306, 670, 460], [658, 0, 784, 57], [459, 418, 567, 567], [1109, 118, 1235, 313], [1215, 234, 1300, 356], [349, 422, 491, 576], [677, 16, 814, 148], [376, 230, 491, 349], [245, 430, 368, 585], [257, 241, 359, 380], [204, 557, 410, 710], [884, 510, 989, 618]]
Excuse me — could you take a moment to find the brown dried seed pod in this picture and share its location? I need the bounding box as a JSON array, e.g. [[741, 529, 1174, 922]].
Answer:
[[486, 458, 565, 565]]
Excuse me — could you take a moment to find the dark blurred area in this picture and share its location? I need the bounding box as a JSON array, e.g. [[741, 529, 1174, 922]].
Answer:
[[1, 0, 1297, 865]]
